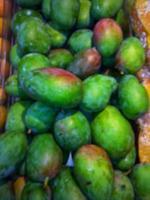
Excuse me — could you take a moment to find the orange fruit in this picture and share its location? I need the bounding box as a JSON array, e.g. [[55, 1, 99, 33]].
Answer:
[[0, 86, 7, 104], [4, 0, 12, 18], [0, 0, 12, 18], [0, 37, 11, 57], [0, 0, 4, 18], [0, 105, 7, 131], [0, 17, 11, 37], [0, 58, 10, 79], [14, 177, 26, 200]]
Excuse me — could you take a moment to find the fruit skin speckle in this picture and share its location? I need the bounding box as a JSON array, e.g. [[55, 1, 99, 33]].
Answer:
[[74, 144, 114, 200], [93, 18, 123, 57], [111, 170, 134, 200]]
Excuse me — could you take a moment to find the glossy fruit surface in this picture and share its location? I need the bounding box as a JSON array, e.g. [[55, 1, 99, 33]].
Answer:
[[51, 0, 79, 30], [68, 48, 101, 78], [130, 164, 150, 200], [5, 101, 31, 132], [24, 102, 57, 134], [18, 53, 50, 92], [115, 146, 136, 171], [10, 44, 21, 69], [46, 25, 67, 48], [54, 110, 91, 152], [80, 75, 117, 112], [23, 68, 82, 108], [68, 29, 93, 53], [52, 167, 86, 200], [92, 106, 135, 160], [77, 0, 91, 28], [117, 37, 145, 73], [94, 18, 123, 57], [0, 132, 27, 178], [12, 9, 42, 34], [91, 0, 123, 19], [21, 182, 51, 200], [48, 49, 73, 69], [5, 74, 27, 98], [118, 75, 149, 120], [26, 134, 63, 182], [17, 17, 51, 55], [74, 144, 114, 200]]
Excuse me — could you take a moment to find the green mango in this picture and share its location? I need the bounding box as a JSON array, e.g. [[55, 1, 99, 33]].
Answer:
[[93, 18, 123, 57], [5, 75, 20, 97], [5, 75, 27, 99], [92, 106, 135, 160], [91, 0, 124, 19], [18, 53, 50, 92], [130, 164, 150, 200], [0, 181, 15, 200], [21, 182, 51, 200], [11, 9, 42, 35], [80, 75, 117, 112], [68, 48, 101, 78], [118, 75, 149, 120], [54, 110, 91, 152], [111, 171, 134, 200], [74, 144, 114, 200], [22, 68, 82, 108], [51, 0, 80, 30], [16, 0, 42, 8], [24, 102, 57, 134], [10, 44, 22, 68], [52, 167, 87, 200], [42, 0, 51, 19], [77, 0, 92, 28], [46, 25, 67, 48], [68, 29, 93, 53], [0, 132, 27, 178], [48, 49, 73, 69], [117, 37, 145, 73], [26, 134, 63, 182], [115, 146, 136, 172], [5, 101, 31, 132], [17, 17, 51, 55]]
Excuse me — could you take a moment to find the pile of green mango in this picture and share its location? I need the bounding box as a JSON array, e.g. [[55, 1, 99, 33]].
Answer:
[[1, 0, 150, 199]]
